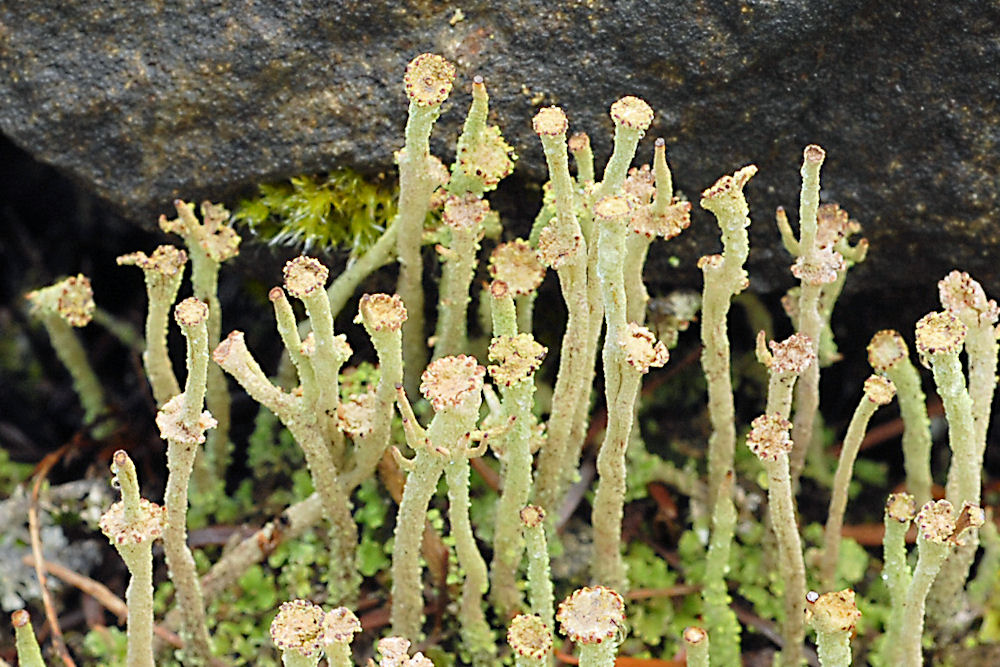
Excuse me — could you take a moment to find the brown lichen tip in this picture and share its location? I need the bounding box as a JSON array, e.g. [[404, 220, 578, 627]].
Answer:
[[117, 245, 188, 276], [700, 165, 757, 204], [442, 193, 490, 231], [403, 53, 455, 106], [816, 203, 858, 249], [159, 200, 241, 263], [885, 492, 917, 523], [629, 199, 692, 241], [100, 496, 165, 546], [624, 164, 655, 205], [356, 293, 408, 332], [533, 106, 568, 136], [57, 274, 96, 326], [746, 413, 794, 461], [283, 256, 329, 299], [568, 132, 591, 154], [952, 502, 986, 545], [916, 499, 956, 544], [520, 504, 546, 528], [938, 270, 999, 327], [377, 636, 433, 667], [11, 609, 31, 628], [174, 297, 209, 328], [489, 239, 546, 295], [791, 246, 846, 285], [212, 330, 247, 369], [155, 394, 217, 445], [682, 626, 708, 646], [322, 606, 361, 645], [915, 310, 967, 364], [803, 144, 826, 165], [270, 599, 325, 658], [508, 614, 553, 660], [490, 279, 510, 300], [593, 194, 632, 222], [336, 390, 376, 438], [618, 323, 669, 374], [767, 333, 816, 375], [806, 589, 861, 634], [610, 95, 653, 131], [419, 354, 486, 412], [536, 223, 582, 270], [459, 124, 516, 188], [867, 329, 908, 372], [863, 374, 896, 405], [488, 333, 547, 386], [556, 585, 626, 645]]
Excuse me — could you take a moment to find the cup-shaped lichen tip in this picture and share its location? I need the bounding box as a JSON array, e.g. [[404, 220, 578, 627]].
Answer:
[[489, 239, 546, 296], [915, 310, 967, 367], [767, 333, 816, 375], [174, 297, 209, 328], [442, 193, 490, 232], [618, 322, 669, 374], [520, 504, 545, 528], [270, 599, 325, 658], [419, 354, 486, 412], [610, 95, 653, 132], [863, 374, 896, 405], [488, 333, 547, 387], [916, 500, 956, 544], [746, 413, 794, 461], [867, 329, 908, 372], [556, 586, 626, 645], [533, 106, 569, 136], [356, 293, 408, 332], [535, 223, 582, 270], [938, 270, 999, 327], [806, 589, 861, 634], [593, 194, 632, 222], [886, 492, 917, 522], [322, 606, 362, 646], [404, 53, 455, 107], [508, 614, 553, 660], [283, 256, 330, 299]]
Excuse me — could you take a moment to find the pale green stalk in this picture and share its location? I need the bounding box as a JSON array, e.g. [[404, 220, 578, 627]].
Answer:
[[701, 473, 740, 666], [822, 378, 893, 589], [789, 145, 826, 483], [699, 165, 756, 513], [213, 331, 359, 603], [396, 101, 445, 396], [881, 493, 916, 667], [159, 201, 239, 480], [160, 299, 215, 664], [900, 532, 952, 665], [117, 246, 187, 405], [683, 627, 710, 667], [530, 107, 593, 513], [578, 643, 617, 667], [37, 311, 107, 427], [433, 220, 482, 358], [12, 611, 45, 667], [522, 506, 555, 635]]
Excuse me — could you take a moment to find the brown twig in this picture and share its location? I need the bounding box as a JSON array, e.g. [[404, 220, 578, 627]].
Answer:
[[27, 443, 77, 667], [22, 555, 184, 649]]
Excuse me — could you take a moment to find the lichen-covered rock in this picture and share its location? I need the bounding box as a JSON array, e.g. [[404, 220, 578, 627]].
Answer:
[[1, 1, 999, 294]]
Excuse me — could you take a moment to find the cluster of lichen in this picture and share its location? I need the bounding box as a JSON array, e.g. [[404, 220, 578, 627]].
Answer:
[[11, 52, 1000, 667]]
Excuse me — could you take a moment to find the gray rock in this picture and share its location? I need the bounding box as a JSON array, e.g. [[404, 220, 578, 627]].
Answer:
[[1, 1, 998, 297]]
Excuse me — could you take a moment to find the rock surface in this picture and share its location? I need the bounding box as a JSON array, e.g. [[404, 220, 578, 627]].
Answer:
[[1, 1, 999, 296]]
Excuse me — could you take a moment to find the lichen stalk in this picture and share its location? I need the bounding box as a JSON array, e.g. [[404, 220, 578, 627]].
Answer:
[[100, 450, 163, 667], [683, 627, 710, 667], [530, 106, 594, 513], [159, 298, 217, 664], [821, 376, 895, 589], [699, 164, 756, 513], [701, 472, 740, 666], [433, 195, 488, 358], [488, 331, 546, 614], [345, 293, 406, 490], [521, 505, 555, 635], [396, 54, 456, 396], [159, 200, 239, 479], [788, 145, 828, 483], [26, 275, 107, 429], [746, 414, 807, 666], [12, 610, 45, 667], [868, 330, 933, 506], [806, 589, 860, 667], [881, 492, 916, 667], [117, 245, 187, 405], [212, 330, 360, 604]]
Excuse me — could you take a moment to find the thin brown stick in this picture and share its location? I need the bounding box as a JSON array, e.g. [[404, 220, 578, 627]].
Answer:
[[28, 444, 77, 667], [22, 555, 184, 649]]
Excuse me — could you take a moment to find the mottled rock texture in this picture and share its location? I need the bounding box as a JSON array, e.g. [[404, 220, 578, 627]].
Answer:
[[1, 1, 999, 296]]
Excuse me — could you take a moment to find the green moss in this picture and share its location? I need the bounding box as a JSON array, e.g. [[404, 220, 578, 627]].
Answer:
[[234, 169, 398, 254]]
